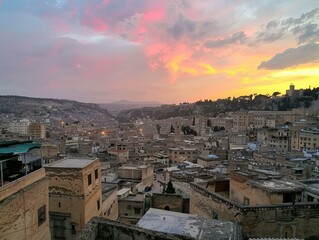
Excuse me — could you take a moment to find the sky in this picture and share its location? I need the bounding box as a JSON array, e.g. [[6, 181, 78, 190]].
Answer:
[[0, 0, 318, 104]]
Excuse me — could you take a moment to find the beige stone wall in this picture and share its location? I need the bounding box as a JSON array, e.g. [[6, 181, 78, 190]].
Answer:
[[118, 168, 142, 180], [46, 168, 84, 196], [0, 177, 51, 240], [152, 193, 183, 212], [118, 198, 144, 225], [230, 179, 272, 205], [101, 188, 118, 220], [0, 168, 46, 201], [190, 183, 319, 239]]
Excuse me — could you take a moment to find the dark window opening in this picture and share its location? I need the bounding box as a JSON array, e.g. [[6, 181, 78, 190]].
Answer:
[[97, 200, 100, 210], [95, 169, 98, 179], [283, 193, 295, 203], [71, 224, 76, 235], [164, 205, 170, 211], [88, 174, 92, 186], [244, 197, 250, 206], [38, 205, 46, 226], [134, 207, 141, 214]]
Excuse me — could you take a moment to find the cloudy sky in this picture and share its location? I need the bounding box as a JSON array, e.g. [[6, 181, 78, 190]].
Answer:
[[0, 0, 318, 104]]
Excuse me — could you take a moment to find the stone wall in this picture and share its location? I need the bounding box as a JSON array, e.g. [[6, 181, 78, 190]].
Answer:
[[152, 193, 184, 212], [77, 217, 194, 240], [0, 176, 51, 240], [190, 182, 319, 239]]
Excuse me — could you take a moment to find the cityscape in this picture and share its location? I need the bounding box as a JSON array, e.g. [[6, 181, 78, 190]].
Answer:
[[1, 1, 319, 240]]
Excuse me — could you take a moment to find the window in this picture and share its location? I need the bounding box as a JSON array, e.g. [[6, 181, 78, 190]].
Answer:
[[88, 174, 92, 186], [212, 211, 218, 220], [38, 205, 46, 226], [307, 195, 314, 202], [71, 224, 76, 235], [95, 169, 98, 180], [97, 200, 100, 210], [243, 197, 250, 206], [134, 207, 141, 214]]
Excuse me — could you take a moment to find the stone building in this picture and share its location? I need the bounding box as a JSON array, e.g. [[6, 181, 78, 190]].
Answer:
[[118, 192, 145, 225], [45, 158, 102, 239], [0, 141, 51, 240], [0, 168, 51, 240], [117, 164, 154, 188], [168, 147, 197, 163], [190, 170, 319, 239], [197, 154, 223, 168], [101, 183, 119, 221]]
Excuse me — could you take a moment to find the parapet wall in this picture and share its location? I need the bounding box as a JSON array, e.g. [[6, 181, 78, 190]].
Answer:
[[77, 217, 194, 240], [190, 182, 319, 239]]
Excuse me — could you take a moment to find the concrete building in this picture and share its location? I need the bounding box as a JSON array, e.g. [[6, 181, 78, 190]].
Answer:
[[299, 127, 319, 151], [232, 111, 254, 132], [8, 118, 30, 135], [0, 142, 51, 240], [45, 158, 102, 239], [28, 122, 46, 140]]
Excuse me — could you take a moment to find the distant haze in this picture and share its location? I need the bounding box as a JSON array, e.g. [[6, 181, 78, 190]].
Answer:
[[100, 100, 162, 115]]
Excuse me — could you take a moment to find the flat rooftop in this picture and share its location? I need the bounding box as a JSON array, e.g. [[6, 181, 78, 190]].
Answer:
[[45, 158, 97, 169], [250, 179, 303, 193], [137, 208, 241, 240]]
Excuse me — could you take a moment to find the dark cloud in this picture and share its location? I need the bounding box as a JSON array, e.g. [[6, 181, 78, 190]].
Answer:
[[204, 32, 247, 48], [255, 31, 284, 43], [293, 23, 319, 44], [257, 43, 319, 70], [164, 11, 217, 40], [256, 8, 319, 44]]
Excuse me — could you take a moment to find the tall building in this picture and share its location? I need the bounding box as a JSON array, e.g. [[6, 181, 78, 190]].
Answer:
[[8, 118, 30, 135], [28, 122, 46, 140], [45, 158, 102, 240]]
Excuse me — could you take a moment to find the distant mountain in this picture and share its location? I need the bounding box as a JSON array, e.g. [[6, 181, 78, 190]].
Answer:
[[0, 95, 115, 127], [99, 100, 162, 115]]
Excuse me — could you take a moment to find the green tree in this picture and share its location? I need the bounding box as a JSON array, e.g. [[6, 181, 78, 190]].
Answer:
[[165, 180, 175, 194], [170, 125, 175, 133]]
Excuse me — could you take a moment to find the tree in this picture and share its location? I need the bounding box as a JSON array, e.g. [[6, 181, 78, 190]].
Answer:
[[164, 180, 175, 194], [156, 124, 161, 134], [272, 91, 281, 97], [170, 124, 175, 133]]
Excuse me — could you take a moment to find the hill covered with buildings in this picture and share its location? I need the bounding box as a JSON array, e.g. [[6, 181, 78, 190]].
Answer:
[[0, 95, 115, 128], [116, 86, 319, 122]]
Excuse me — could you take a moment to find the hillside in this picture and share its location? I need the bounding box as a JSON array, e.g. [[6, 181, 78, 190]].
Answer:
[[0, 96, 115, 127], [116, 88, 319, 122]]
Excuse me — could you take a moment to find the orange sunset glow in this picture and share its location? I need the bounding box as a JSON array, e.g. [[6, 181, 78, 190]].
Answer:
[[0, 1, 318, 103]]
